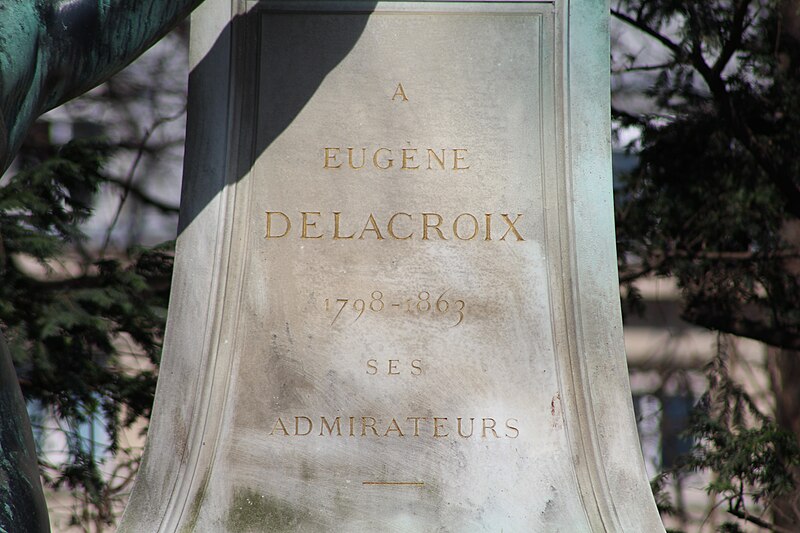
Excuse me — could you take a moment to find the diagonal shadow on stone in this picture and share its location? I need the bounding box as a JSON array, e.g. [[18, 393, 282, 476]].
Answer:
[[178, 6, 378, 236]]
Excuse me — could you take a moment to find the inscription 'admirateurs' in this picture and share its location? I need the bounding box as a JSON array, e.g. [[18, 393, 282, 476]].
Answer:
[[269, 415, 520, 439]]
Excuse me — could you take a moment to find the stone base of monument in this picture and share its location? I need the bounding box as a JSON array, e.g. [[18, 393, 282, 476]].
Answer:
[[120, 1, 666, 531]]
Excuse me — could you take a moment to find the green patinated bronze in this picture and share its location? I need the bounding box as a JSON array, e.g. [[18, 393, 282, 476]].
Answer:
[[0, 335, 47, 533], [0, 1, 203, 530], [0, 0, 204, 171]]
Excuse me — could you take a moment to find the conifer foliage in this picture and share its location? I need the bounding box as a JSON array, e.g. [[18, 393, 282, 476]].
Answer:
[[613, 0, 800, 529], [0, 139, 173, 528]]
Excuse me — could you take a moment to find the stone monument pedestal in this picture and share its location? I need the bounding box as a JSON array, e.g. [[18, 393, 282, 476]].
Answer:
[[120, 1, 666, 531]]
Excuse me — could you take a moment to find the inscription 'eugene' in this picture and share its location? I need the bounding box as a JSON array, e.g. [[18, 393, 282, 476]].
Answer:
[[324, 147, 470, 171]]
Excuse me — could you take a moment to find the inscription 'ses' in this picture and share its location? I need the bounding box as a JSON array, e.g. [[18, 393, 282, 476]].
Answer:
[[325, 289, 466, 327], [366, 358, 422, 376], [265, 211, 525, 242]]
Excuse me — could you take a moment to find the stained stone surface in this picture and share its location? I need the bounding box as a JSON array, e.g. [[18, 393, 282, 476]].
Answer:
[[120, 1, 666, 531]]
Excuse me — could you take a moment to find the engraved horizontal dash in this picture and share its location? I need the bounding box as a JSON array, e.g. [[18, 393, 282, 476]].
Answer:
[[362, 481, 424, 487]]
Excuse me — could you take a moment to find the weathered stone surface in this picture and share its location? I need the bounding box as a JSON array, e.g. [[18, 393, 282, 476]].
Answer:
[[121, 1, 665, 531]]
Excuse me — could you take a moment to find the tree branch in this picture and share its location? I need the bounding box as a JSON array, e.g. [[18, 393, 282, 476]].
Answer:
[[727, 507, 796, 533], [681, 3, 800, 220], [8, 260, 172, 293], [613, 61, 678, 73], [610, 8, 684, 55], [104, 176, 179, 215], [713, 0, 753, 76], [684, 306, 800, 352], [616, 2, 800, 220], [619, 265, 653, 283]]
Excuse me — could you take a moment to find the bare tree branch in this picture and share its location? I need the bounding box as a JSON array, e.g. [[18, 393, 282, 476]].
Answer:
[[611, 8, 684, 55], [103, 176, 179, 215], [613, 61, 678, 73]]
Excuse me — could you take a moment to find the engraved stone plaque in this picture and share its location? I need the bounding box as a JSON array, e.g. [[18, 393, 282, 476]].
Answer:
[[120, 1, 665, 531]]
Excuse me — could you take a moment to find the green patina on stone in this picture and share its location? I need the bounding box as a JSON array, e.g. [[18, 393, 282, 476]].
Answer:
[[180, 468, 211, 533], [226, 488, 311, 532]]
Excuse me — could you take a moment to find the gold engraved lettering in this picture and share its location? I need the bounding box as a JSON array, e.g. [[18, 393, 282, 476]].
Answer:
[[433, 417, 449, 438], [401, 148, 420, 170], [347, 147, 367, 169], [269, 415, 519, 439], [270, 417, 290, 436], [301, 211, 323, 239], [505, 418, 520, 439], [457, 417, 475, 438], [333, 211, 355, 240], [373, 148, 394, 169], [499, 213, 525, 241], [384, 418, 405, 437], [392, 82, 409, 101], [295, 416, 313, 436], [365, 358, 423, 375], [482, 417, 499, 438], [359, 213, 385, 240], [263, 211, 527, 242], [324, 147, 342, 169], [366, 359, 378, 375], [361, 416, 379, 436], [265, 211, 291, 239], [322, 146, 468, 171], [406, 416, 427, 437], [422, 213, 447, 240], [320, 416, 342, 436], [362, 481, 424, 487], [426, 148, 445, 170], [453, 213, 479, 241], [452, 148, 469, 170], [387, 212, 413, 240]]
